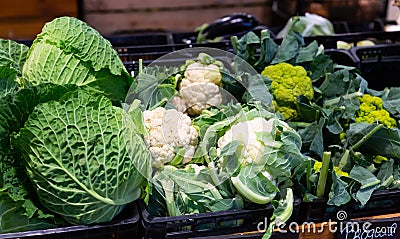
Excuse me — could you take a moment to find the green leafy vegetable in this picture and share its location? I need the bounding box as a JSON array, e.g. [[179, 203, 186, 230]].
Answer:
[[0, 39, 28, 97], [22, 17, 133, 102], [0, 83, 78, 233], [12, 90, 151, 224]]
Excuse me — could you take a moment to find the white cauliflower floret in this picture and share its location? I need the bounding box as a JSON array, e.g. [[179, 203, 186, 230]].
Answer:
[[171, 62, 223, 115], [143, 107, 199, 168], [169, 95, 187, 112], [180, 62, 222, 87], [180, 82, 222, 116], [218, 117, 286, 164]]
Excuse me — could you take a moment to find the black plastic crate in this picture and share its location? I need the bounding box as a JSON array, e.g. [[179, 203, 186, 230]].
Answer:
[[107, 32, 174, 48], [0, 202, 140, 239], [303, 31, 400, 49], [172, 26, 270, 45], [139, 198, 301, 239], [116, 41, 234, 73], [350, 44, 400, 90], [302, 189, 400, 222], [325, 48, 357, 66]]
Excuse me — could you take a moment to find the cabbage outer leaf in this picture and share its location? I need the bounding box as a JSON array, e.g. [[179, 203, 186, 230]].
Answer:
[[22, 17, 133, 102], [12, 90, 151, 224]]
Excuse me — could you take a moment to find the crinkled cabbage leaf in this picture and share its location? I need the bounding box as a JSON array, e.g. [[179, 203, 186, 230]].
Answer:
[[0, 39, 29, 97], [12, 89, 151, 224], [22, 16, 133, 102]]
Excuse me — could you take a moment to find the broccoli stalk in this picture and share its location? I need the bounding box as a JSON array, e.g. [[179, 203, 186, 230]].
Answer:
[[316, 151, 331, 197], [351, 123, 384, 150], [323, 91, 363, 107]]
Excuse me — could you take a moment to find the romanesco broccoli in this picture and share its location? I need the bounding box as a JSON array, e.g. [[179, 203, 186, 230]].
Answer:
[[261, 62, 314, 119], [356, 94, 397, 128]]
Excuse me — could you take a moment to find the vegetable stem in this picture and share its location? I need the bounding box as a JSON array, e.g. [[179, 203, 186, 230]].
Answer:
[[161, 179, 180, 216], [352, 124, 384, 150], [306, 159, 312, 192], [208, 162, 222, 188], [139, 58, 143, 74], [323, 91, 363, 107], [316, 151, 331, 197], [338, 149, 350, 170], [360, 180, 381, 190]]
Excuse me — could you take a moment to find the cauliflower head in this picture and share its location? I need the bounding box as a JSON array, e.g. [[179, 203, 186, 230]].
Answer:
[[356, 94, 397, 128], [143, 107, 199, 167], [261, 62, 314, 119], [180, 62, 222, 87], [180, 82, 222, 116], [217, 117, 290, 165], [172, 60, 223, 115]]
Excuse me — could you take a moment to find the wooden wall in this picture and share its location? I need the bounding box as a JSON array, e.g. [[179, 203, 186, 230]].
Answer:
[[0, 0, 271, 40], [82, 0, 272, 36], [0, 0, 78, 40]]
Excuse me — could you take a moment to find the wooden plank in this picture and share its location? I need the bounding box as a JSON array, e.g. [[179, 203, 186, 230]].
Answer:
[[297, 223, 335, 239], [0, 20, 47, 40], [84, 0, 270, 12], [0, 0, 77, 19], [84, 6, 272, 36]]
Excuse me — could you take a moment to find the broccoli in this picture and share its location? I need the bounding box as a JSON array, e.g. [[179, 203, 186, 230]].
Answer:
[[261, 62, 314, 119], [356, 94, 397, 128]]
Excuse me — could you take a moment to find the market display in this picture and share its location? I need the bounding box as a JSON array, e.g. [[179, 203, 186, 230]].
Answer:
[[232, 17, 400, 212], [0, 12, 400, 239]]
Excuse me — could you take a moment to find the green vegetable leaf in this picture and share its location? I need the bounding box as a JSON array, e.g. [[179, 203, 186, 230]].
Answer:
[[295, 41, 319, 64], [0, 83, 79, 153], [271, 17, 304, 64], [262, 188, 294, 239], [12, 89, 151, 224], [254, 30, 278, 71], [231, 166, 278, 204], [296, 95, 319, 123], [0, 66, 18, 98], [347, 123, 400, 158], [381, 87, 400, 118], [377, 159, 394, 184], [220, 140, 244, 176], [0, 39, 29, 74], [231, 31, 260, 66], [0, 192, 57, 233], [310, 54, 334, 82], [127, 65, 178, 110], [349, 165, 381, 205], [0, 83, 80, 233], [0, 39, 28, 97], [310, 117, 325, 159], [193, 104, 242, 139], [328, 174, 351, 206], [241, 73, 273, 108], [22, 17, 133, 102]]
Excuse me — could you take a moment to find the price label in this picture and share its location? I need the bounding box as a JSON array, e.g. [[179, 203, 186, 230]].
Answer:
[[336, 218, 400, 239]]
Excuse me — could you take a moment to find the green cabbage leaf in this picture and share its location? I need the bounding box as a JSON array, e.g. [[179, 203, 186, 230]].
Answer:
[[0, 39, 28, 97], [22, 17, 133, 102], [12, 89, 151, 224]]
